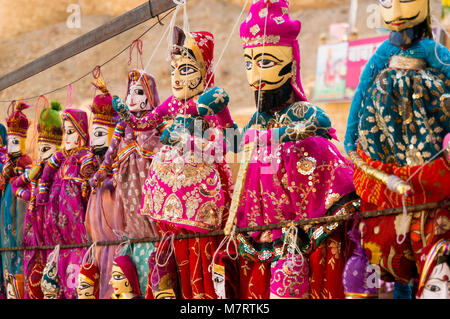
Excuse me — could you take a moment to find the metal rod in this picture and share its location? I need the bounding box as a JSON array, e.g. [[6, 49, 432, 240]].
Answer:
[[0, 0, 176, 92]]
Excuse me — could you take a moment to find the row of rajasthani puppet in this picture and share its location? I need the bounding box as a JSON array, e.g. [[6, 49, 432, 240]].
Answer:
[[0, 0, 448, 300]]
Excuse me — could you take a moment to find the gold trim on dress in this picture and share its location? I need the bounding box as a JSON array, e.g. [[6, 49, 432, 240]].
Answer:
[[389, 56, 427, 71]]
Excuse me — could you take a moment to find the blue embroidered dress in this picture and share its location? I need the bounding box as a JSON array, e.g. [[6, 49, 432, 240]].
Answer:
[[344, 38, 450, 166]]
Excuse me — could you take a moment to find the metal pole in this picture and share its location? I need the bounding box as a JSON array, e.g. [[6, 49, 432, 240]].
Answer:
[[0, 0, 176, 92]]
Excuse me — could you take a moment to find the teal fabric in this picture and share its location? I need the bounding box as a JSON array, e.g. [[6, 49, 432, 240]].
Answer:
[[228, 102, 333, 153], [121, 242, 156, 297], [344, 38, 450, 155], [197, 86, 230, 116], [0, 182, 25, 276]]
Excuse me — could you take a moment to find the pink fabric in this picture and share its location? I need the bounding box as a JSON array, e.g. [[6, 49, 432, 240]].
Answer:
[[140, 141, 233, 233], [270, 254, 310, 298], [12, 167, 47, 299], [236, 136, 355, 243], [114, 255, 141, 296], [240, 0, 307, 101], [38, 148, 97, 299]]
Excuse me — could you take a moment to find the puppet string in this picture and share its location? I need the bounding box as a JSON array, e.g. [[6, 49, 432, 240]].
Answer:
[[281, 224, 305, 270], [431, 15, 450, 67], [151, 232, 175, 286], [396, 147, 446, 244], [81, 242, 97, 269], [47, 244, 61, 266], [208, 225, 239, 274], [113, 229, 133, 257], [205, 0, 250, 89]]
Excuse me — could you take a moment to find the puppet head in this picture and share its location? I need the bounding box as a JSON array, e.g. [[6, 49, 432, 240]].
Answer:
[[125, 69, 160, 116], [109, 255, 141, 299], [6, 100, 30, 156], [240, 0, 307, 113], [417, 240, 450, 299], [170, 26, 215, 101], [5, 273, 24, 299], [61, 109, 89, 151], [90, 78, 118, 156], [77, 263, 101, 299], [37, 101, 63, 162]]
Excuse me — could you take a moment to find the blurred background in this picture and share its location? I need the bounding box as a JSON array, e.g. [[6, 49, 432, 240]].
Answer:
[[0, 0, 447, 158]]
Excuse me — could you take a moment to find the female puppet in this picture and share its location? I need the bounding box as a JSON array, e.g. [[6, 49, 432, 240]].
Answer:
[[12, 101, 63, 299], [109, 255, 141, 299], [416, 239, 449, 299], [85, 78, 120, 299], [344, 0, 450, 291], [0, 101, 33, 292], [36, 108, 97, 299], [89, 70, 162, 297], [202, 0, 356, 299], [76, 263, 100, 299], [113, 26, 235, 299]]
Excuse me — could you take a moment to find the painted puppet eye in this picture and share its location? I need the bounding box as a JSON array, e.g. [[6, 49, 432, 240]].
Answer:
[[257, 59, 277, 69], [134, 89, 144, 95], [426, 284, 441, 292], [66, 129, 75, 135], [179, 66, 196, 76], [41, 146, 51, 152], [245, 60, 253, 70], [379, 0, 393, 8], [12, 140, 19, 145], [94, 131, 106, 137]]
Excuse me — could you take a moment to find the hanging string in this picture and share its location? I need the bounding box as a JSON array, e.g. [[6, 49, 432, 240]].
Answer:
[[128, 38, 145, 70], [150, 232, 176, 287], [32, 95, 49, 160], [0, 8, 175, 104], [113, 229, 133, 257], [208, 225, 238, 274], [396, 147, 447, 244], [280, 223, 305, 271], [431, 15, 450, 67], [46, 244, 61, 266], [205, 0, 250, 89], [65, 84, 74, 110], [81, 241, 98, 269]]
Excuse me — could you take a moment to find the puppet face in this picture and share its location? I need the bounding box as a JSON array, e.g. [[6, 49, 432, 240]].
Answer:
[[38, 142, 57, 162], [126, 81, 151, 113], [420, 262, 450, 299], [7, 135, 21, 155], [109, 263, 133, 295], [171, 54, 205, 101], [379, 0, 429, 31], [6, 282, 17, 299], [77, 274, 96, 299], [244, 46, 293, 92], [212, 266, 226, 299], [90, 124, 110, 151], [64, 121, 83, 151]]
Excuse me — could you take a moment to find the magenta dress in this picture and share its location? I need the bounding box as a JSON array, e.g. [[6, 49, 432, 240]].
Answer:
[[37, 147, 97, 299], [86, 120, 163, 298], [11, 164, 47, 299]]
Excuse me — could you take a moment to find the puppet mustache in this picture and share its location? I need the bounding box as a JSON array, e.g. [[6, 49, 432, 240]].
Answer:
[[384, 11, 420, 24]]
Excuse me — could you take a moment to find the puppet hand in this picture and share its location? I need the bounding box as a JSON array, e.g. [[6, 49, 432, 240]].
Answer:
[[112, 96, 131, 120], [197, 86, 230, 116]]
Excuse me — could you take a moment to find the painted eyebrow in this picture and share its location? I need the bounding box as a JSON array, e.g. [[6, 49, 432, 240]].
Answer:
[[178, 63, 199, 70], [253, 53, 284, 62]]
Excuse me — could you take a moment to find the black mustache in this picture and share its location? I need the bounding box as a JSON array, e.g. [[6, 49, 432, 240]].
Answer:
[[384, 11, 420, 24]]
